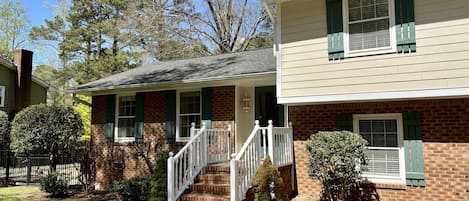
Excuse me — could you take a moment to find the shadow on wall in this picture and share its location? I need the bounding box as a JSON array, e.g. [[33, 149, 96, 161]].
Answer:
[[347, 182, 380, 201]]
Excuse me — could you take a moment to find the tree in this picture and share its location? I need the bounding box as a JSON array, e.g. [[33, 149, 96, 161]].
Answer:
[[305, 131, 368, 201], [0, 0, 30, 59], [0, 111, 10, 147], [10, 104, 84, 171], [183, 0, 272, 53], [149, 151, 169, 201]]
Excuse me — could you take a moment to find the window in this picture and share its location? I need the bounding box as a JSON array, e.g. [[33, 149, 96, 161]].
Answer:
[[116, 95, 136, 141], [0, 86, 4, 107], [344, 0, 396, 56], [353, 114, 405, 183], [177, 91, 201, 140]]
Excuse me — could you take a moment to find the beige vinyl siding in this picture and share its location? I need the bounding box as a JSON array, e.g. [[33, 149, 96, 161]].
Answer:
[[280, 0, 469, 98]]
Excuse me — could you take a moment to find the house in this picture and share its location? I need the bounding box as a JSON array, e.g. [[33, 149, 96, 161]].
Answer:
[[260, 0, 469, 200], [74, 48, 295, 200], [0, 49, 50, 118]]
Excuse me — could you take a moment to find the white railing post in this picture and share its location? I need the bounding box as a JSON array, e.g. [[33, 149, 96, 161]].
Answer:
[[167, 152, 175, 201], [227, 124, 232, 160], [190, 122, 196, 138], [201, 122, 208, 166], [230, 153, 238, 201], [267, 120, 274, 163]]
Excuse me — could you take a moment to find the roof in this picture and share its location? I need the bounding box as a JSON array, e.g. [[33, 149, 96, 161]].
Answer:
[[74, 48, 276, 92], [0, 57, 55, 90]]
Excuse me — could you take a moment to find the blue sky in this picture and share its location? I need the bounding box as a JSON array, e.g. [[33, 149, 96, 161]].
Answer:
[[18, 0, 59, 67]]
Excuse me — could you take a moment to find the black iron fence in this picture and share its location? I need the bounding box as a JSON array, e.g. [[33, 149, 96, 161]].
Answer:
[[0, 150, 82, 185]]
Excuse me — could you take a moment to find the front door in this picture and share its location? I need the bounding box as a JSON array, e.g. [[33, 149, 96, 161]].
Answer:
[[255, 86, 284, 127]]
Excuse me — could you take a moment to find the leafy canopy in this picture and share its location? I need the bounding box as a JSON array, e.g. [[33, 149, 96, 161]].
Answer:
[[10, 104, 84, 157], [0, 111, 10, 146], [305, 131, 368, 201]]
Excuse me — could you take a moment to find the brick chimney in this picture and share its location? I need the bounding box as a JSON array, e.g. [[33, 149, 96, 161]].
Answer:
[[13, 49, 33, 111]]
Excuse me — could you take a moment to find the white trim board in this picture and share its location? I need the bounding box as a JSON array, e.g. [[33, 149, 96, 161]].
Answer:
[[278, 87, 469, 105]]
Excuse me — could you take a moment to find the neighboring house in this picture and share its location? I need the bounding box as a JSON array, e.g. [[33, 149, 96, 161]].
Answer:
[[0, 49, 50, 118], [261, 0, 469, 200], [74, 49, 295, 200]]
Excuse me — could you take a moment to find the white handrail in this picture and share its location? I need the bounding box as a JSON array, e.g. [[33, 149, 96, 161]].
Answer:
[[168, 123, 207, 201], [230, 120, 294, 201]]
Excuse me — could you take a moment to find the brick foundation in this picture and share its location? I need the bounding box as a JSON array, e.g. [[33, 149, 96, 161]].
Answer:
[[289, 98, 469, 201], [91, 86, 236, 190]]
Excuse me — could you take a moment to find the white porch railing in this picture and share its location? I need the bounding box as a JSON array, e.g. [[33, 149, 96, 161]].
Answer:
[[230, 120, 294, 201], [167, 122, 232, 201]]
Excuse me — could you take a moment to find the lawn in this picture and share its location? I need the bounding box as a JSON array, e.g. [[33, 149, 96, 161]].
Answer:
[[0, 185, 41, 201], [0, 186, 117, 201]]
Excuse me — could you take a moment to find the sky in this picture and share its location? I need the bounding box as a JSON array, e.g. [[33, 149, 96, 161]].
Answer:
[[18, 0, 59, 67]]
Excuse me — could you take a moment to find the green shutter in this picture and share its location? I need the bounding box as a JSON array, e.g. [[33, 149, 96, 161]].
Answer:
[[165, 90, 176, 144], [395, 0, 416, 53], [326, 0, 344, 60], [403, 112, 425, 187], [105, 95, 116, 142], [336, 114, 353, 132], [135, 92, 144, 143], [201, 87, 212, 129]]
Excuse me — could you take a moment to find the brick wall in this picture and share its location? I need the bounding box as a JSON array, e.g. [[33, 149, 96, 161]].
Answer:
[[91, 86, 236, 190], [289, 98, 469, 201]]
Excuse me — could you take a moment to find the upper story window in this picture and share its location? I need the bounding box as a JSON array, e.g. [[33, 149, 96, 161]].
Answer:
[[353, 114, 405, 184], [344, 0, 396, 57], [177, 91, 201, 140], [116, 95, 136, 141], [0, 86, 4, 107]]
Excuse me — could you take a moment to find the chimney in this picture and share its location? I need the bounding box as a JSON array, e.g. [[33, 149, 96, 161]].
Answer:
[[13, 49, 33, 111]]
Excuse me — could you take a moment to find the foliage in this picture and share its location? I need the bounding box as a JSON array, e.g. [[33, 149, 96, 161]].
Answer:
[[305, 131, 368, 201], [149, 151, 169, 201], [33, 64, 74, 106], [73, 95, 91, 140], [112, 176, 150, 201], [251, 156, 288, 201], [0, 0, 30, 59], [39, 172, 69, 198], [0, 111, 10, 146], [10, 104, 84, 171]]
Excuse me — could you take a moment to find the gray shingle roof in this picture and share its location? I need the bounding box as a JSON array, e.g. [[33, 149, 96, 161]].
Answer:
[[75, 48, 275, 92]]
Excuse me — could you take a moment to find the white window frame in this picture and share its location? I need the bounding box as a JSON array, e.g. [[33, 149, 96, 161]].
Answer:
[[176, 89, 202, 142], [343, 0, 397, 57], [0, 86, 5, 107], [115, 94, 136, 142], [353, 113, 405, 184]]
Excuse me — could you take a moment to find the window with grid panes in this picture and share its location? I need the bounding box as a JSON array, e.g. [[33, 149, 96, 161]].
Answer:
[[117, 96, 136, 139], [179, 91, 201, 139], [345, 0, 395, 55], [354, 114, 404, 182]]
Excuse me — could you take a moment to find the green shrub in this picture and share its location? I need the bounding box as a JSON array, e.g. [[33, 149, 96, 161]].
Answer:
[[113, 176, 150, 201], [305, 131, 368, 201], [251, 156, 288, 201], [149, 151, 169, 201], [39, 172, 69, 197], [0, 111, 10, 145], [10, 104, 83, 171]]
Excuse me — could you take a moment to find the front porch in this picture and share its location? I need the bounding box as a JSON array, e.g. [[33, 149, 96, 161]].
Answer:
[[167, 120, 294, 201]]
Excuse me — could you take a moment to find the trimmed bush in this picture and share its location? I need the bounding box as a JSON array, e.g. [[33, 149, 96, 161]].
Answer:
[[113, 176, 150, 201], [10, 104, 83, 171], [0, 111, 9, 145], [305, 131, 368, 201], [251, 156, 288, 201], [39, 172, 69, 197], [150, 151, 169, 201]]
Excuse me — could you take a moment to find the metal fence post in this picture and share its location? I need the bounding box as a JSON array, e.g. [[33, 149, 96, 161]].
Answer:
[[26, 156, 31, 185], [5, 151, 10, 185]]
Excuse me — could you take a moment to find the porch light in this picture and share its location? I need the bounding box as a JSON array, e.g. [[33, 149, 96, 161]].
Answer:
[[243, 96, 251, 112]]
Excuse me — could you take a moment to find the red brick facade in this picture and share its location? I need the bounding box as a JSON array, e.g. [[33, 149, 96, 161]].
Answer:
[[289, 98, 469, 201], [91, 86, 236, 190]]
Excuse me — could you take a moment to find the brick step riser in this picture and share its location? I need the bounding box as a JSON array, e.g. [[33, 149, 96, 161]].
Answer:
[[204, 166, 230, 174], [181, 195, 230, 201], [196, 175, 231, 185], [189, 185, 230, 196]]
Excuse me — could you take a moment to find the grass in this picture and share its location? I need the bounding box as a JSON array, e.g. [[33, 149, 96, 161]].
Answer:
[[0, 185, 41, 201]]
